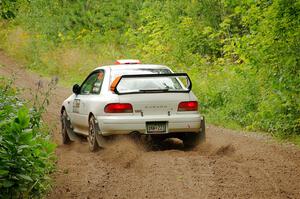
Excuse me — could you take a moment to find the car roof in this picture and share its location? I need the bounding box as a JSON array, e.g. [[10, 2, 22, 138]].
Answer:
[[93, 64, 171, 71]]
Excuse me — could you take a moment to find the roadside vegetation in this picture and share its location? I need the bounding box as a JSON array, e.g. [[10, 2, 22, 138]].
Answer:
[[0, 0, 299, 141], [0, 77, 56, 198]]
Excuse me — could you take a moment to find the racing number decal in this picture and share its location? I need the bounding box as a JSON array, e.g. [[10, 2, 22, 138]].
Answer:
[[73, 99, 80, 113]]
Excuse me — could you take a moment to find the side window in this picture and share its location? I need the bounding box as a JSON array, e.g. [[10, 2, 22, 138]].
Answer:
[[91, 71, 104, 94], [80, 70, 105, 95]]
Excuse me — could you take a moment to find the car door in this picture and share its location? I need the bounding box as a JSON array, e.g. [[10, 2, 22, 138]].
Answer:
[[71, 70, 105, 135]]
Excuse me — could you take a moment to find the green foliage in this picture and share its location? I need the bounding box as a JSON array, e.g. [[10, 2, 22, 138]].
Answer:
[[225, 0, 300, 135], [0, 0, 299, 139], [0, 77, 56, 198], [0, 0, 18, 19]]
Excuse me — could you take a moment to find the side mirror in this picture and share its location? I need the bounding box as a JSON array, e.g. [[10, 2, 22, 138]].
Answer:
[[72, 84, 81, 95]]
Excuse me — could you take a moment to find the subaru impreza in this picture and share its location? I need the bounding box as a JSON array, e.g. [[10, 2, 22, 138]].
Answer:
[[61, 60, 205, 151]]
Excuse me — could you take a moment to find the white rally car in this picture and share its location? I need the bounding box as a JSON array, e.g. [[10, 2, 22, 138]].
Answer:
[[61, 60, 205, 151]]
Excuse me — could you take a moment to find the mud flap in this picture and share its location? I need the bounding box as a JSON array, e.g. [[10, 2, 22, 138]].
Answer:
[[95, 133, 107, 148], [94, 121, 107, 148], [65, 118, 80, 141], [200, 116, 206, 143]]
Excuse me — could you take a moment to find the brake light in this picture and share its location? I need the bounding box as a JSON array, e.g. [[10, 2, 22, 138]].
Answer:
[[178, 101, 198, 111], [104, 103, 133, 113]]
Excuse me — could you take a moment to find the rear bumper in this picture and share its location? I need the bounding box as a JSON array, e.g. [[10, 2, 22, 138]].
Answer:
[[96, 114, 203, 136]]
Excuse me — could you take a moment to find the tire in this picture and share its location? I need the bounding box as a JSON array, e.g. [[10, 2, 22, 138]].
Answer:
[[61, 110, 71, 144], [88, 116, 100, 152], [182, 118, 206, 149]]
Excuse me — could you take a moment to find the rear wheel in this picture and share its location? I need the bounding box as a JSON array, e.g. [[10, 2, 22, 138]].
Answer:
[[61, 110, 71, 144], [88, 116, 100, 152]]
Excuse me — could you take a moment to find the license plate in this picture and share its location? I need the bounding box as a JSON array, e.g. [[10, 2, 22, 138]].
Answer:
[[146, 122, 167, 134]]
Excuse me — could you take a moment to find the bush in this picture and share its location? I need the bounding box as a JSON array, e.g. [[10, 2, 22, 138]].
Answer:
[[0, 77, 56, 198]]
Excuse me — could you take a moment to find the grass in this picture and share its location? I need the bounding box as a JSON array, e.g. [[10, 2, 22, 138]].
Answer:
[[0, 22, 118, 86]]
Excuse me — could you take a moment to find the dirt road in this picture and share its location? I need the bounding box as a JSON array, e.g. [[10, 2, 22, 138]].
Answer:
[[1, 51, 300, 199]]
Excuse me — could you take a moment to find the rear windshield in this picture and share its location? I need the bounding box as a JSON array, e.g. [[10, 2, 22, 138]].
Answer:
[[111, 68, 189, 93]]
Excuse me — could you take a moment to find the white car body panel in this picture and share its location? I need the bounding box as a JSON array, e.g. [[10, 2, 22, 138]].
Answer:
[[62, 64, 202, 136]]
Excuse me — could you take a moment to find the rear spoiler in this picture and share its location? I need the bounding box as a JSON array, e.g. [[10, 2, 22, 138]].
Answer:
[[110, 73, 192, 95]]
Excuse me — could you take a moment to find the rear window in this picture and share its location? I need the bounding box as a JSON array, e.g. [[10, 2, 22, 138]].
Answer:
[[111, 69, 190, 94], [117, 76, 184, 92]]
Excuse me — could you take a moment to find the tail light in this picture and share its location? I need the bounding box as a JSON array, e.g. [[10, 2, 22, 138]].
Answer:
[[104, 103, 133, 113], [178, 101, 198, 111]]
